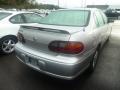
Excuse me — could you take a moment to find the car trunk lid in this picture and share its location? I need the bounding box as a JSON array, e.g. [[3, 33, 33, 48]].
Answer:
[[19, 24, 81, 55]]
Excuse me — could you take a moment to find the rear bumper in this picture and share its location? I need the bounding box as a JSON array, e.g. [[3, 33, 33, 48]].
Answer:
[[15, 47, 94, 80]]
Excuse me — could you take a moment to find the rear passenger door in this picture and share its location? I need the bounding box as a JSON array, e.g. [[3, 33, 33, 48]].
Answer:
[[94, 10, 108, 44]]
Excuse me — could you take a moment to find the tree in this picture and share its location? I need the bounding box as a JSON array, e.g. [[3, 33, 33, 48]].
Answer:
[[0, 0, 34, 8], [0, 0, 60, 9]]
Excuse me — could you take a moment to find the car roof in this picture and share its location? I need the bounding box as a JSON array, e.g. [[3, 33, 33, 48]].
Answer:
[[0, 10, 33, 14], [57, 8, 100, 12]]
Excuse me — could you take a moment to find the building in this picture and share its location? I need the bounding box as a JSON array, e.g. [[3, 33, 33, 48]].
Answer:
[[87, 5, 109, 11]]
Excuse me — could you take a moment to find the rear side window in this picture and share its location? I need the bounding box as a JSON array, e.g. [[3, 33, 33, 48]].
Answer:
[[23, 13, 42, 23], [94, 11, 105, 27], [10, 14, 25, 24], [0, 12, 11, 20], [94, 14, 99, 27]]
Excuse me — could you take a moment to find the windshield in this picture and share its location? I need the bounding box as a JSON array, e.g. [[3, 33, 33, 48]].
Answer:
[[39, 10, 90, 27], [0, 12, 12, 20]]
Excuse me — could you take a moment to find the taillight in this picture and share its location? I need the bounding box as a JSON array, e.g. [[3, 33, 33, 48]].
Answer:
[[17, 32, 25, 43], [48, 41, 84, 54]]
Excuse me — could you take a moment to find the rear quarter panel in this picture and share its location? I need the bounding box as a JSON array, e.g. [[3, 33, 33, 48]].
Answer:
[[0, 24, 19, 38]]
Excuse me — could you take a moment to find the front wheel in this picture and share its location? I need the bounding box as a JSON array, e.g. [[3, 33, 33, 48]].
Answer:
[[0, 36, 17, 54]]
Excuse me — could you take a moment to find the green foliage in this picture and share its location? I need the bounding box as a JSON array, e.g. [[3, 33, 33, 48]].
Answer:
[[0, 0, 31, 8], [0, 0, 59, 9], [35, 4, 59, 9]]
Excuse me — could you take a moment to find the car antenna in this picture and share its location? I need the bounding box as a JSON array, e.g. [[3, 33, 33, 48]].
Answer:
[[83, 0, 86, 32]]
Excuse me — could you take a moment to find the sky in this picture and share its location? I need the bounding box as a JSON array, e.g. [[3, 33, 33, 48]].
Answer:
[[36, 0, 120, 8]]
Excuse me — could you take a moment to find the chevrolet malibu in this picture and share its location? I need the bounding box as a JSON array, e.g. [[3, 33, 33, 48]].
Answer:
[[15, 8, 111, 80]]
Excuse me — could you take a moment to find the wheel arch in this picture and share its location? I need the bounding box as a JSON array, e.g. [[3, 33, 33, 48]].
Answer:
[[0, 35, 18, 43], [97, 43, 101, 50]]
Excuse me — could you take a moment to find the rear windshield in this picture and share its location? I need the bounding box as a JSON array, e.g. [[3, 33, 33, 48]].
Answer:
[[39, 10, 90, 27], [0, 12, 12, 20]]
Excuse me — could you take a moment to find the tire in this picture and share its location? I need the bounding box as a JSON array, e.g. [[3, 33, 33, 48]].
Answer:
[[106, 36, 110, 42], [89, 47, 99, 72], [0, 36, 17, 54]]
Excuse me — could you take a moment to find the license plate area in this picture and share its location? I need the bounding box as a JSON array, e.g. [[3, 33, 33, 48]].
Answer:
[[29, 58, 38, 66], [25, 56, 38, 66], [24, 55, 45, 70]]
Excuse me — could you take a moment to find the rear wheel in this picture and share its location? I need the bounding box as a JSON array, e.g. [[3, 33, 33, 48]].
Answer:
[[106, 36, 110, 42], [89, 48, 99, 72], [0, 36, 17, 54]]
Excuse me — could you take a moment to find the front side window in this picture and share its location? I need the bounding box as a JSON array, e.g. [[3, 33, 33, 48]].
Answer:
[[23, 13, 42, 23], [0, 12, 12, 20], [10, 14, 24, 24], [39, 10, 90, 27]]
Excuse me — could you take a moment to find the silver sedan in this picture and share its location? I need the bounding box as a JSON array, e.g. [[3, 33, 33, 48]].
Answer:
[[15, 8, 111, 80]]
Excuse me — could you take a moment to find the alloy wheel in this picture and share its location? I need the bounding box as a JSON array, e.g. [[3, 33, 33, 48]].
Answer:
[[2, 39, 16, 54], [92, 50, 98, 68]]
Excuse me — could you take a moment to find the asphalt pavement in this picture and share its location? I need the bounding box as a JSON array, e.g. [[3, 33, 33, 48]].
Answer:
[[0, 23, 120, 90]]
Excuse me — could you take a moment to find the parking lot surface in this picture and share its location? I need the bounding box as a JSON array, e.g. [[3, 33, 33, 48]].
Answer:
[[0, 23, 120, 90]]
